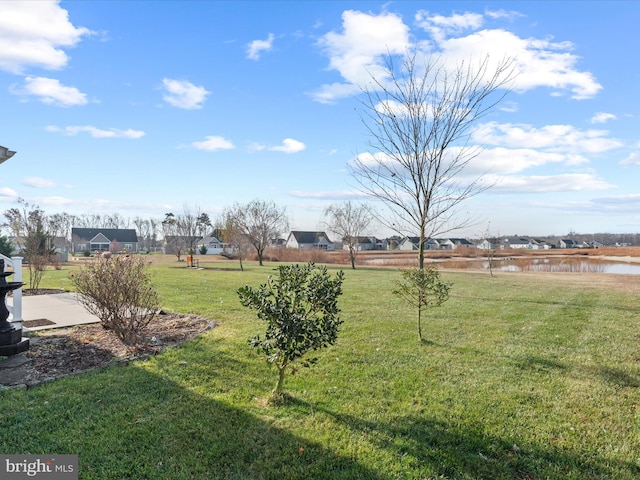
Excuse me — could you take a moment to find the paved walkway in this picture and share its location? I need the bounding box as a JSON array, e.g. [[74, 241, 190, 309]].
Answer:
[[21, 292, 101, 331], [1, 293, 101, 387]]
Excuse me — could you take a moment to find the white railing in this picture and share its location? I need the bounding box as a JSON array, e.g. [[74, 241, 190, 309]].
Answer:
[[0, 254, 23, 327]]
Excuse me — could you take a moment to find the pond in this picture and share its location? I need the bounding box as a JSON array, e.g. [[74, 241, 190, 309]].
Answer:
[[462, 257, 640, 275]]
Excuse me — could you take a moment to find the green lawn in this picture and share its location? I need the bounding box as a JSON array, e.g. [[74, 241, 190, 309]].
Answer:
[[1, 259, 639, 479]]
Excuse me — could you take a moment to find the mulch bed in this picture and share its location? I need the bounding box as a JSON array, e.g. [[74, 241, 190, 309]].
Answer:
[[2, 311, 216, 388]]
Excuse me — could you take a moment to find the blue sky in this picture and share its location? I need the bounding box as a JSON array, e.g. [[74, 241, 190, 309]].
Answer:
[[1, 1, 639, 238]]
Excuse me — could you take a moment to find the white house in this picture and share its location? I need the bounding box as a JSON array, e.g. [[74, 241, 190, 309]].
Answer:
[[501, 236, 533, 249], [400, 237, 474, 251], [398, 237, 422, 251], [286, 231, 335, 250], [196, 233, 229, 255], [342, 236, 387, 251]]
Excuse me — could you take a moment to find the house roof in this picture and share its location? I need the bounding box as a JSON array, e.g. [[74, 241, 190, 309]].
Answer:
[[72, 228, 138, 243], [402, 236, 422, 245], [344, 236, 374, 244], [448, 238, 474, 246], [501, 236, 531, 245], [198, 234, 222, 244], [289, 231, 333, 244]]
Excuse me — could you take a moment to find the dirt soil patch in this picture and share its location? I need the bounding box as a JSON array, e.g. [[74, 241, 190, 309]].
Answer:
[[5, 312, 215, 387]]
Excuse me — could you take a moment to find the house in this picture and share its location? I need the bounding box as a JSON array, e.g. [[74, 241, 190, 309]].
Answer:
[[476, 238, 497, 250], [501, 236, 534, 249], [398, 237, 422, 251], [196, 233, 229, 255], [530, 238, 553, 250], [52, 236, 71, 254], [162, 236, 201, 255], [286, 231, 335, 250], [71, 228, 139, 254], [400, 237, 474, 251], [448, 238, 475, 250], [342, 236, 387, 251], [386, 236, 403, 250], [557, 238, 581, 249]]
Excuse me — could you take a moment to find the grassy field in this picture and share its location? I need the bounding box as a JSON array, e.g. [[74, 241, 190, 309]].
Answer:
[[1, 256, 639, 479]]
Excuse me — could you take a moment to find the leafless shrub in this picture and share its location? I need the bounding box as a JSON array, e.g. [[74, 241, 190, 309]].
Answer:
[[261, 247, 349, 265], [70, 255, 160, 347]]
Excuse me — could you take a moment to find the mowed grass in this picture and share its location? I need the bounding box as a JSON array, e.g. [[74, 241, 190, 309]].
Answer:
[[2, 257, 640, 479]]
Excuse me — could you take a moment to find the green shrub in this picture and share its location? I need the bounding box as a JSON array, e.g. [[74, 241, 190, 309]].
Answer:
[[238, 263, 344, 399]]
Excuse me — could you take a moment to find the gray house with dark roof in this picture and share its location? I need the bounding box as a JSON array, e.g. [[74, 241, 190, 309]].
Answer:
[[71, 228, 139, 254], [285, 231, 335, 250]]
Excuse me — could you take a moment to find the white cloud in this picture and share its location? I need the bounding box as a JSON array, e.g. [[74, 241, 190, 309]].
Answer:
[[472, 122, 623, 154], [162, 78, 210, 109], [415, 10, 484, 43], [587, 194, 640, 212], [10, 76, 87, 106], [499, 101, 519, 113], [46, 125, 145, 138], [192, 136, 235, 151], [246, 142, 267, 153], [313, 10, 410, 103], [269, 138, 306, 154], [0, 1, 92, 74], [310, 82, 362, 105], [620, 152, 640, 166], [590, 112, 617, 124], [351, 151, 394, 168], [22, 177, 57, 188], [0, 187, 18, 198], [484, 9, 524, 21], [246, 33, 275, 60], [315, 9, 602, 103], [470, 147, 587, 174], [488, 173, 615, 193], [40, 196, 72, 206], [432, 28, 602, 100], [289, 189, 366, 200]]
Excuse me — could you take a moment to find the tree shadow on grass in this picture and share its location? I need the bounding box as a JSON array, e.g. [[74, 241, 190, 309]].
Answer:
[[288, 398, 639, 480], [450, 293, 640, 315], [513, 354, 568, 374], [0, 357, 385, 480], [588, 364, 640, 388]]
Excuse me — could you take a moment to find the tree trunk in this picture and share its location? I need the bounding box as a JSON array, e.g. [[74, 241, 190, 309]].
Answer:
[[418, 232, 426, 270], [274, 364, 286, 394], [349, 247, 356, 270], [417, 305, 423, 342]]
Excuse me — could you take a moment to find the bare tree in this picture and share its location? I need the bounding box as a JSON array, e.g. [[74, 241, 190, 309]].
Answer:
[[481, 223, 501, 277], [70, 255, 160, 347], [352, 53, 515, 269], [48, 211, 73, 252], [323, 201, 373, 269], [218, 211, 249, 271], [73, 213, 129, 229], [227, 199, 288, 266], [132, 216, 148, 252], [161, 213, 185, 261], [162, 206, 207, 265], [3, 199, 56, 290]]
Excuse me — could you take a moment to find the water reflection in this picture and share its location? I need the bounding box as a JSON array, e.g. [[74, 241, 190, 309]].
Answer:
[[479, 257, 640, 275]]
